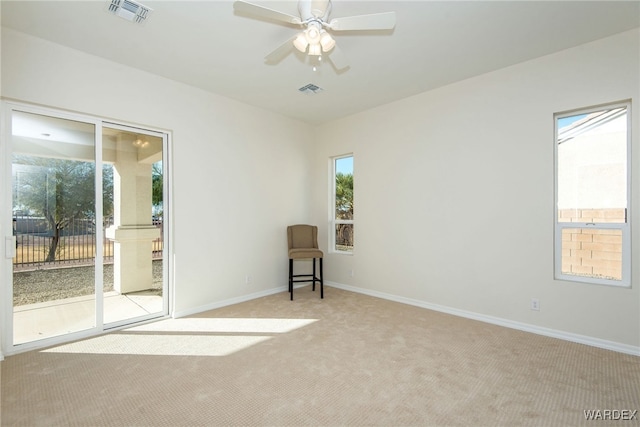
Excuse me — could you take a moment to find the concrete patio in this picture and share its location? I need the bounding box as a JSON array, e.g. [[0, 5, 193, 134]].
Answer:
[[13, 291, 163, 345]]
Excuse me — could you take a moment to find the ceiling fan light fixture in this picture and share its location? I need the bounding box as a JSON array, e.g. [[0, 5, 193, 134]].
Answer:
[[308, 43, 322, 56], [235, 0, 396, 70], [293, 33, 309, 52], [305, 23, 322, 44], [319, 30, 335, 52]]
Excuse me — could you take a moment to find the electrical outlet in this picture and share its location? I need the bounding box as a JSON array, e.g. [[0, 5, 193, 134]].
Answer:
[[531, 298, 540, 311], [245, 275, 252, 285], [350, 269, 354, 277]]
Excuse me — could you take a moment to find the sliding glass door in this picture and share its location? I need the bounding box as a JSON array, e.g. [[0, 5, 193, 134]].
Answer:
[[102, 124, 166, 327], [11, 111, 99, 344], [4, 104, 169, 350]]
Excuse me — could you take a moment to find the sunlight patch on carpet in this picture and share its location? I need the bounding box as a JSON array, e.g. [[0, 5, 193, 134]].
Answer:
[[126, 317, 318, 334], [42, 333, 272, 356], [40, 318, 318, 356]]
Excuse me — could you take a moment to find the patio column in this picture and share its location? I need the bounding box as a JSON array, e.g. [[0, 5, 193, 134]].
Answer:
[[106, 133, 160, 294]]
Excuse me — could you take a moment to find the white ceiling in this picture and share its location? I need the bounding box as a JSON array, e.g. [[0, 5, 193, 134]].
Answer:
[[2, 1, 639, 124]]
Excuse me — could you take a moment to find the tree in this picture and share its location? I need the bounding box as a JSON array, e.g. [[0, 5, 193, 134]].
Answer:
[[335, 172, 354, 248], [151, 162, 163, 217], [335, 172, 353, 219], [102, 165, 114, 218], [14, 156, 113, 262]]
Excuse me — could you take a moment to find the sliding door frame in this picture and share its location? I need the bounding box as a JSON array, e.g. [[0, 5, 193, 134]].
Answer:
[[1, 101, 172, 356]]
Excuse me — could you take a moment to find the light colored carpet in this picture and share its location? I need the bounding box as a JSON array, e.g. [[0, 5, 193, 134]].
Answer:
[[2, 286, 639, 426]]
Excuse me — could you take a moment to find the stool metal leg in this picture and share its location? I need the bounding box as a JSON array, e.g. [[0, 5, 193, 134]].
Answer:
[[289, 258, 293, 300], [312, 258, 317, 291], [320, 258, 324, 299]]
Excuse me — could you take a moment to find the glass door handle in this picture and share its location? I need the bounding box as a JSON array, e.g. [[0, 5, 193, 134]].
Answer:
[[5, 236, 16, 259]]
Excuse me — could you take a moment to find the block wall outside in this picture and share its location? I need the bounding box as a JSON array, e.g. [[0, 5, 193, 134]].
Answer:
[[559, 208, 625, 280]]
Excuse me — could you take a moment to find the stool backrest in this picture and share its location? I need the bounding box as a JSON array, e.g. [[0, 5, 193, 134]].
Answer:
[[287, 225, 318, 250]]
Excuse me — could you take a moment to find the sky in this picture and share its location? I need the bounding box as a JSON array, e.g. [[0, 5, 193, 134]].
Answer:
[[557, 113, 587, 129], [336, 156, 353, 175]]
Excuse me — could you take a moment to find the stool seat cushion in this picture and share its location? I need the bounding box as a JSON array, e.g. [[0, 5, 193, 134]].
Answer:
[[289, 248, 323, 259]]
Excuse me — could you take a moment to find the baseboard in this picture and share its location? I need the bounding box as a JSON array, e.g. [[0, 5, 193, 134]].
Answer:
[[326, 281, 640, 357], [172, 286, 288, 318]]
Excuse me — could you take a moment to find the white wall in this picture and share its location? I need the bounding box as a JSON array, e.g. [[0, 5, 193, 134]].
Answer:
[[1, 28, 314, 315], [312, 29, 640, 351]]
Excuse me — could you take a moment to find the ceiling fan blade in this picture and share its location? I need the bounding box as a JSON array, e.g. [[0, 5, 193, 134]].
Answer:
[[233, 0, 302, 25], [265, 36, 296, 63], [328, 12, 396, 31], [325, 44, 349, 71]]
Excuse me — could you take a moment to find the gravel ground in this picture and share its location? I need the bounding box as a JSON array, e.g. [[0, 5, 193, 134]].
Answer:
[[13, 260, 163, 306]]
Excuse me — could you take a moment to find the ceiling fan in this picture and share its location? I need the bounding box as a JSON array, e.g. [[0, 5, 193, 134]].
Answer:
[[233, 0, 396, 70]]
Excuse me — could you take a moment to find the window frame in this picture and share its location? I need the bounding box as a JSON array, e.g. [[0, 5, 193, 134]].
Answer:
[[330, 154, 354, 255], [554, 100, 631, 287]]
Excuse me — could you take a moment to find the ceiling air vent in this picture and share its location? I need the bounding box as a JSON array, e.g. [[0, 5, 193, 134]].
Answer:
[[298, 83, 323, 95], [108, 0, 152, 24]]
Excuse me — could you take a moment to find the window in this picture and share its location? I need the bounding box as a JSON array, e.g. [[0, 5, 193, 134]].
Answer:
[[332, 155, 354, 253], [555, 102, 630, 286]]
